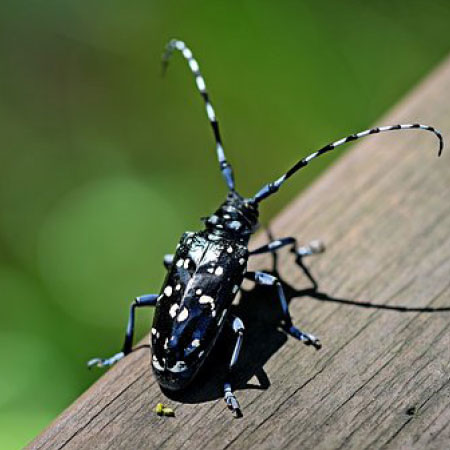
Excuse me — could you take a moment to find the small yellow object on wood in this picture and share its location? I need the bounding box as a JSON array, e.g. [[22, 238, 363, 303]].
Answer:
[[154, 403, 175, 417]]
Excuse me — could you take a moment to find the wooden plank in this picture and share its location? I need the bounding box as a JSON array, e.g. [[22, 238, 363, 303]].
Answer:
[[28, 56, 450, 450]]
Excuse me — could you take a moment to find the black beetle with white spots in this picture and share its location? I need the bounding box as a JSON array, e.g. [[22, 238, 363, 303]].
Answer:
[[88, 39, 444, 418]]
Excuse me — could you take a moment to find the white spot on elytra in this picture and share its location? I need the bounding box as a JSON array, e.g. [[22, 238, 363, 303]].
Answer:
[[232, 285, 239, 294], [176, 259, 184, 267], [167, 361, 188, 373], [199, 295, 215, 308], [169, 303, 179, 318], [152, 355, 163, 371], [175, 284, 181, 291], [184, 259, 190, 269], [215, 266, 224, 276], [239, 258, 245, 265], [227, 246, 233, 253], [192, 339, 200, 348], [212, 310, 216, 318], [178, 307, 189, 322], [207, 267, 214, 273], [151, 328, 157, 335], [164, 338, 169, 350], [196, 289, 202, 295], [164, 286, 173, 297]]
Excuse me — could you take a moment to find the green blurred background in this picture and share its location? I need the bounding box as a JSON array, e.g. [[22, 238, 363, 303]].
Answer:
[[1, 1, 450, 447]]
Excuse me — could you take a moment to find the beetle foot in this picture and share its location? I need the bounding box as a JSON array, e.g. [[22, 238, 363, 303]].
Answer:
[[294, 240, 325, 257], [87, 352, 125, 369], [224, 390, 243, 418], [287, 326, 322, 350]]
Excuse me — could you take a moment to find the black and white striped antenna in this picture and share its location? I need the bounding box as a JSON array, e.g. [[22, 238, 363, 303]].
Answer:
[[251, 124, 443, 203], [162, 39, 235, 192]]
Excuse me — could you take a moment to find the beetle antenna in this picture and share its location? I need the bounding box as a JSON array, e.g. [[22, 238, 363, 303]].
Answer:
[[162, 39, 235, 192], [251, 123, 444, 203]]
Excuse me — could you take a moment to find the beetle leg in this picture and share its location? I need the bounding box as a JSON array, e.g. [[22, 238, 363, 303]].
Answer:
[[224, 316, 245, 418], [295, 240, 325, 258], [245, 271, 321, 350], [163, 254, 174, 270], [87, 294, 158, 369], [250, 237, 325, 258], [249, 236, 297, 255], [249, 237, 324, 289]]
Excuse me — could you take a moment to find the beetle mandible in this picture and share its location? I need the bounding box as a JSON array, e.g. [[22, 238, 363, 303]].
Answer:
[[88, 39, 444, 417]]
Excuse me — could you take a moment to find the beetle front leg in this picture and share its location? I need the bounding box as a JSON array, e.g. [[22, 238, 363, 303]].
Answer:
[[224, 316, 245, 418], [87, 294, 158, 369], [245, 271, 321, 350]]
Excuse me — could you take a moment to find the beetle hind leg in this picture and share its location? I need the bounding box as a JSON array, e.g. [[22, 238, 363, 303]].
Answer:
[[245, 271, 321, 350], [223, 316, 245, 418]]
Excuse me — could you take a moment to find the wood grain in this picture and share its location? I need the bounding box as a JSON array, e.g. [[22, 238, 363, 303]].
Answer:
[[28, 56, 450, 450]]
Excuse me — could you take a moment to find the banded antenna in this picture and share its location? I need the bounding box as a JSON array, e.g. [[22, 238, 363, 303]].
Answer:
[[162, 39, 235, 192], [251, 123, 443, 203]]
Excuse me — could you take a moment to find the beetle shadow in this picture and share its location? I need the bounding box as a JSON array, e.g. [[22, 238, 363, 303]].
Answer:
[[164, 280, 287, 405], [164, 238, 450, 406]]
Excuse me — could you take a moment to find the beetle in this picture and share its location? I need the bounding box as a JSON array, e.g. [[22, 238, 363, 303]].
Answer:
[[88, 38, 444, 417]]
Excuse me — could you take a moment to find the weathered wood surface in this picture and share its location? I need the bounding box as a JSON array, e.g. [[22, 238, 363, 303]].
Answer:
[[29, 56, 450, 450]]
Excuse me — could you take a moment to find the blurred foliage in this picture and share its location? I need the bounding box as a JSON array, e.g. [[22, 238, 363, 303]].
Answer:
[[0, 1, 449, 447]]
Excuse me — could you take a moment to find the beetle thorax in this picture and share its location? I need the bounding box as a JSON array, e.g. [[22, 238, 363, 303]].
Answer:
[[203, 193, 259, 239]]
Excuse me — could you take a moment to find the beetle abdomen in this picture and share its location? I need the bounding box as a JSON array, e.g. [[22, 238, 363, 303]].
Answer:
[[150, 231, 247, 390]]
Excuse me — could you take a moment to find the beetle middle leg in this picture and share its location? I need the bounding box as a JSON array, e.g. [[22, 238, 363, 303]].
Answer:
[[224, 316, 245, 418], [250, 236, 325, 260], [245, 271, 321, 350], [87, 294, 158, 369]]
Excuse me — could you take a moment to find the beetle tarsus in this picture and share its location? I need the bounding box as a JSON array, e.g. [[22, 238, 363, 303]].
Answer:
[[295, 240, 326, 257], [287, 326, 321, 350], [224, 390, 243, 418], [87, 352, 125, 369]]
